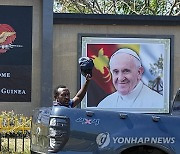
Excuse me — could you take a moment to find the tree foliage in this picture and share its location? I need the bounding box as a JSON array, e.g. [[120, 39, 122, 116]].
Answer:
[[53, 0, 180, 16]]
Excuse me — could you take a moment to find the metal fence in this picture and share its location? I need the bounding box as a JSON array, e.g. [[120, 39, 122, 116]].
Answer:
[[0, 111, 31, 153]]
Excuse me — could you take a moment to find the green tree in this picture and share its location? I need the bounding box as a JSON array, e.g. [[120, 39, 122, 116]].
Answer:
[[53, 0, 180, 16]]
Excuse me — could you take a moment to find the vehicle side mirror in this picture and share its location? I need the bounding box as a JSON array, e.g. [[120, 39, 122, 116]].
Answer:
[[172, 88, 180, 115]]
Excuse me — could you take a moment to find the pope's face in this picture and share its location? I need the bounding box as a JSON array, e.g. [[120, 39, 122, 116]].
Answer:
[[110, 53, 143, 95]]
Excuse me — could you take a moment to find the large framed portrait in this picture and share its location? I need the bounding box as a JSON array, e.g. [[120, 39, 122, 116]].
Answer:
[[79, 34, 173, 113]]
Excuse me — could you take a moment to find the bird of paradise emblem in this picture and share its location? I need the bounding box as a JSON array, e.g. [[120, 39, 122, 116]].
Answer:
[[0, 24, 23, 53]]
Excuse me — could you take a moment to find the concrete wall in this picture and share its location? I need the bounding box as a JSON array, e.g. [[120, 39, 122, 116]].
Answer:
[[1, 1, 180, 116], [53, 24, 180, 101]]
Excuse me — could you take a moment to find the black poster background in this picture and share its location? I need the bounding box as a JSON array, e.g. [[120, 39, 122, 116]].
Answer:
[[0, 6, 32, 102]]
